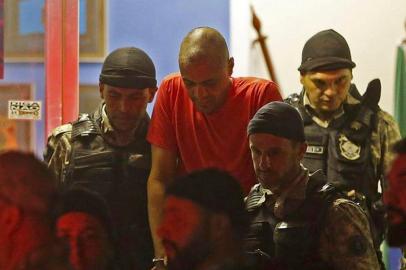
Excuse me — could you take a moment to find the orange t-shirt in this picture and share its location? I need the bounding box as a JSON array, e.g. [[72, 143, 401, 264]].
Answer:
[[147, 73, 282, 194]]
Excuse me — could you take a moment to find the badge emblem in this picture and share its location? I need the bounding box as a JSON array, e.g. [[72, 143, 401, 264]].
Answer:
[[338, 134, 361, 160]]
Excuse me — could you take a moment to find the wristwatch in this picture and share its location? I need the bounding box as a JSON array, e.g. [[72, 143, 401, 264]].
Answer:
[[152, 258, 166, 269]]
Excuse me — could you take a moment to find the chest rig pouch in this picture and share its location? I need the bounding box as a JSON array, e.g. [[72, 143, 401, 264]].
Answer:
[[245, 186, 278, 257]]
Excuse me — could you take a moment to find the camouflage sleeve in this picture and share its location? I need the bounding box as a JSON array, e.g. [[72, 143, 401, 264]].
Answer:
[[401, 248, 406, 270], [371, 110, 401, 188], [43, 124, 73, 184], [319, 198, 380, 270]]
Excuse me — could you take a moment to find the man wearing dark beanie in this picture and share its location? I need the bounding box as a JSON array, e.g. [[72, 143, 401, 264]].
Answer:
[[244, 101, 380, 269], [157, 168, 251, 270], [285, 29, 400, 254], [44, 47, 157, 270]]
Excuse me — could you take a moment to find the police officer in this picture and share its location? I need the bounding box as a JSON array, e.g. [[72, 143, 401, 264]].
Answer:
[[245, 101, 381, 270], [44, 47, 157, 270], [285, 29, 401, 246]]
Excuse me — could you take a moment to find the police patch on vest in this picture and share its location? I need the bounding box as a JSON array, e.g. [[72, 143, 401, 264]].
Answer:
[[338, 134, 361, 160]]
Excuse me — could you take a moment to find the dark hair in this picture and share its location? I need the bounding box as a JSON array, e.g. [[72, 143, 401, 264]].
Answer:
[[0, 151, 57, 214], [166, 168, 249, 238], [55, 187, 116, 243]]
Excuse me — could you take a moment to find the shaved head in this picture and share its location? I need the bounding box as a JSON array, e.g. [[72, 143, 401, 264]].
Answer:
[[178, 27, 234, 114], [179, 27, 230, 69]]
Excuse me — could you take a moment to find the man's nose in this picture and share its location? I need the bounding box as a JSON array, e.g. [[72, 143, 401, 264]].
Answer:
[[69, 238, 82, 269], [258, 154, 270, 169], [119, 98, 131, 112], [323, 83, 338, 97], [195, 86, 209, 100]]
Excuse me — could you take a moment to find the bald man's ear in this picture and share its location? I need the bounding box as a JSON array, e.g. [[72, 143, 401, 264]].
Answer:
[[227, 57, 234, 76]]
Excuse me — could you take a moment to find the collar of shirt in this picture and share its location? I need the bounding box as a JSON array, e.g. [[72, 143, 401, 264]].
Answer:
[[303, 92, 359, 128]]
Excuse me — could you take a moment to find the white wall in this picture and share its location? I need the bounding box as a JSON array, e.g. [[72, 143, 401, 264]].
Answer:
[[230, 0, 406, 113]]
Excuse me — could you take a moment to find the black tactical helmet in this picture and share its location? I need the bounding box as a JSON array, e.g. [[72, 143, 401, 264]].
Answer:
[[99, 47, 157, 89]]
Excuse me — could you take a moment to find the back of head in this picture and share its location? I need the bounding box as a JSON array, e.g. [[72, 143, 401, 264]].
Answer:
[[298, 29, 356, 73], [167, 168, 248, 238], [178, 27, 229, 68], [99, 47, 157, 89], [247, 101, 305, 142], [56, 187, 114, 241], [0, 151, 57, 215]]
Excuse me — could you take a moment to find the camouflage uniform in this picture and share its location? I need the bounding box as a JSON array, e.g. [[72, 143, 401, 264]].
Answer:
[[245, 167, 381, 270], [44, 103, 149, 179], [44, 102, 153, 270]]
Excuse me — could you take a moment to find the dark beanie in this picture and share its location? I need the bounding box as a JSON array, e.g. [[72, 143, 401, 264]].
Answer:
[[166, 168, 248, 236], [298, 29, 356, 72], [55, 187, 114, 241], [100, 47, 157, 89], [247, 101, 305, 142]]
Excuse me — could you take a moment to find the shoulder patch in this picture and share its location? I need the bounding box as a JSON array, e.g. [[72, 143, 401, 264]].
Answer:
[[52, 124, 72, 137]]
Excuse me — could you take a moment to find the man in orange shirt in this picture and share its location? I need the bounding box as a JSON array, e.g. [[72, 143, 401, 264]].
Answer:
[[147, 26, 281, 267]]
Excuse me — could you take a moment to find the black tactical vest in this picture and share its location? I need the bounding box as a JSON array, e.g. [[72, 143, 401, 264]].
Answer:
[[244, 171, 337, 270], [285, 88, 379, 203], [63, 106, 153, 270]]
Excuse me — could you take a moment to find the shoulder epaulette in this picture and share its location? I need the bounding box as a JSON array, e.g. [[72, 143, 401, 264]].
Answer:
[[284, 93, 301, 106], [71, 113, 100, 140], [51, 123, 72, 137]]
